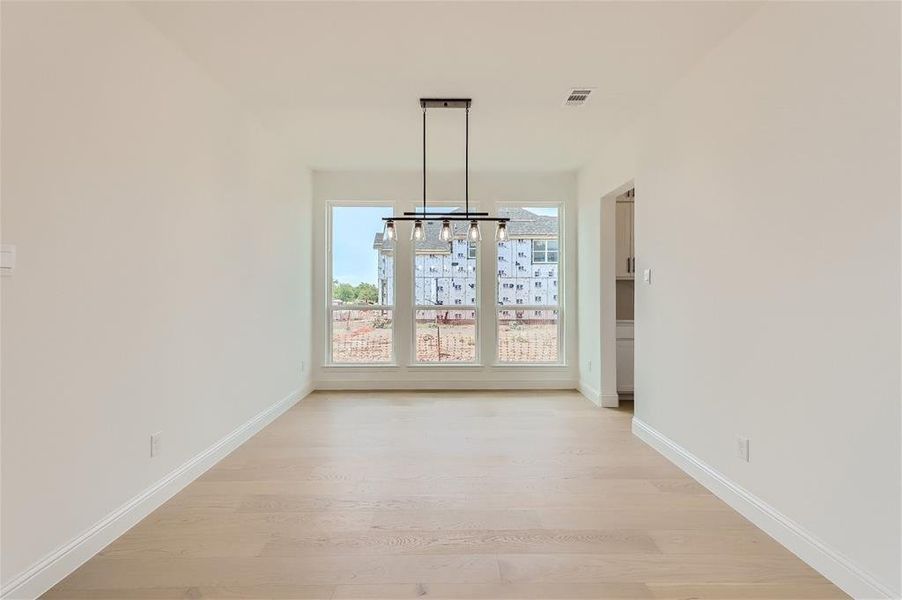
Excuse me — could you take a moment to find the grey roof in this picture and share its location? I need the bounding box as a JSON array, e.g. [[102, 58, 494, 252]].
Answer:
[[373, 207, 557, 252]]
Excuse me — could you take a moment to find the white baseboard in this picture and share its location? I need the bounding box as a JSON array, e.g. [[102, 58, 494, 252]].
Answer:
[[578, 380, 600, 405], [579, 381, 619, 407], [599, 393, 619, 408], [1, 383, 313, 600], [632, 417, 898, 600]]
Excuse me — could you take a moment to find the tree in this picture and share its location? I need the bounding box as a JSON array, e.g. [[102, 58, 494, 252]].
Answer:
[[333, 282, 357, 303], [355, 283, 378, 304]]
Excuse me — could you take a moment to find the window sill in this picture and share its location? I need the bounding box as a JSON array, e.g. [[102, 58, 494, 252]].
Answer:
[[320, 363, 568, 369], [406, 363, 482, 368], [405, 363, 568, 369], [493, 362, 568, 368], [322, 363, 399, 369]]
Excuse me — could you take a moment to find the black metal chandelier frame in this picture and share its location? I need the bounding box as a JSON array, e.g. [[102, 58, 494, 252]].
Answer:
[[381, 98, 509, 228]]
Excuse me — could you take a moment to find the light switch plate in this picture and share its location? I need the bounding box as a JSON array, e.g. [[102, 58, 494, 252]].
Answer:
[[643, 268, 651, 284], [1, 244, 16, 277]]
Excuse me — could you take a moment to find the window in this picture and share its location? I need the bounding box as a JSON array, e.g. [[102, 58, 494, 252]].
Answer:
[[496, 206, 561, 363], [414, 209, 478, 363], [531, 240, 559, 264], [329, 206, 393, 363]]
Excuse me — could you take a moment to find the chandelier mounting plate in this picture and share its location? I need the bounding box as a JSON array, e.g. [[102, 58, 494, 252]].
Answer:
[[420, 98, 472, 109]]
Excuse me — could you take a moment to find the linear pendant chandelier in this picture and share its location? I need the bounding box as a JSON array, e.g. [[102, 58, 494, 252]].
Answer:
[[382, 98, 509, 244]]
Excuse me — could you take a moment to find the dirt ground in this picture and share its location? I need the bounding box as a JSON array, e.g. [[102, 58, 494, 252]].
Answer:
[[331, 315, 558, 363], [330, 315, 393, 363]]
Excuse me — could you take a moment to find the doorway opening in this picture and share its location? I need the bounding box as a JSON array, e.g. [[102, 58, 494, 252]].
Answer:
[[596, 180, 633, 409], [615, 188, 635, 405]]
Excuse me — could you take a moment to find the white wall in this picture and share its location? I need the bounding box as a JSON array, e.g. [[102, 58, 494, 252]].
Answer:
[[0, 2, 312, 595], [579, 2, 901, 597], [577, 127, 637, 405], [313, 170, 578, 389]]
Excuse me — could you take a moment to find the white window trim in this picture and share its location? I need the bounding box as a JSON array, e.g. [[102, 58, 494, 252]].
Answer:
[[320, 198, 567, 370]]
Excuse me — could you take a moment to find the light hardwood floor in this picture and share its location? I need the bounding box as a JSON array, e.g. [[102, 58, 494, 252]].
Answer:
[[45, 391, 847, 599]]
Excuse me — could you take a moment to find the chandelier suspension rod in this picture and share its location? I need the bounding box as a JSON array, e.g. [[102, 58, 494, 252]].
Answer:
[[422, 106, 427, 215], [465, 104, 469, 216], [418, 99, 477, 217], [383, 99, 507, 241]]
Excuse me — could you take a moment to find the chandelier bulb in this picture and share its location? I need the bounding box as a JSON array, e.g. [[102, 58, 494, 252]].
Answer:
[[383, 220, 396, 242], [411, 219, 425, 241], [495, 221, 508, 241], [468, 220, 482, 242], [439, 219, 453, 242]]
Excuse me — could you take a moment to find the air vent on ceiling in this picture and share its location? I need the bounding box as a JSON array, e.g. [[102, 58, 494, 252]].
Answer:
[[563, 88, 593, 107]]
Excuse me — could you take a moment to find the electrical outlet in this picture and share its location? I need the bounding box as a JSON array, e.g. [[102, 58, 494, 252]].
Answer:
[[150, 432, 162, 458], [736, 436, 750, 462]]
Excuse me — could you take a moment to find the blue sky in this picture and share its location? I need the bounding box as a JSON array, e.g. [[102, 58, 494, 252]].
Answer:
[[331, 206, 393, 286], [527, 207, 557, 217], [332, 205, 558, 286]]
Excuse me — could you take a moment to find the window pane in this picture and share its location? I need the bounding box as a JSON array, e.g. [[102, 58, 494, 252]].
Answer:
[[332, 206, 393, 306], [415, 211, 477, 307], [412, 209, 478, 364], [415, 309, 477, 363], [497, 207, 559, 306], [497, 310, 559, 363], [331, 309, 393, 363]]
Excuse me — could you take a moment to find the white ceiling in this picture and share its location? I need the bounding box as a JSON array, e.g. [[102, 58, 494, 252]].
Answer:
[[136, 2, 759, 171]]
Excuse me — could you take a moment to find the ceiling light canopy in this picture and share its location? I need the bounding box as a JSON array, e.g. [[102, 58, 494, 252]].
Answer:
[[382, 98, 508, 245]]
